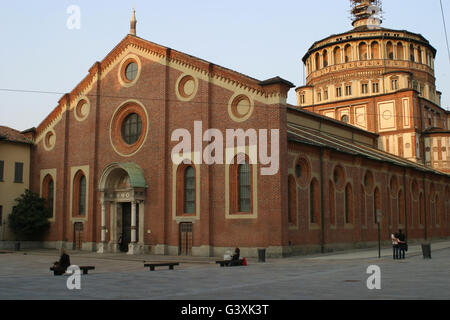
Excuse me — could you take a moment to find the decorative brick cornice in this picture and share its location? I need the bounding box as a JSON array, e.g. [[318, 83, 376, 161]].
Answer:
[[35, 35, 294, 141]]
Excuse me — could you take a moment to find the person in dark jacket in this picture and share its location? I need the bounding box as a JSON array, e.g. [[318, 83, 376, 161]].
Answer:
[[397, 229, 407, 260], [230, 248, 241, 266], [52, 249, 71, 275]]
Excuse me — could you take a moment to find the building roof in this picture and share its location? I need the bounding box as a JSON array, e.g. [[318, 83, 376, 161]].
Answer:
[[0, 126, 33, 145], [287, 123, 449, 177]]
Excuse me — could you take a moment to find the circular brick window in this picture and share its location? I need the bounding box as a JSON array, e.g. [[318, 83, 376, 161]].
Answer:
[[110, 101, 148, 157], [74, 98, 90, 121], [44, 130, 56, 151], [118, 55, 141, 88], [177, 75, 197, 101], [228, 94, 254, 122]]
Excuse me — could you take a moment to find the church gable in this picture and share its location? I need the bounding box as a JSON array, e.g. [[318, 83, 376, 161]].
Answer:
[[34, 35, 294, 147]]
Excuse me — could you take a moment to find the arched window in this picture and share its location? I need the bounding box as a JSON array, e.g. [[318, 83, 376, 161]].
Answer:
[[323, 50, 328, 67], [315, 53, 320, 70], [398, 190, 404, 225], [288, 175, 297, 225], [79, 175, 86, 216], [359, 42, 367, 60], [344, 44, 352, 62], [333, 47, 341, 65], [397, 42, 404, 60], [310, 179, 320, 224], [419, 192, 424, 225], [410, 44, 415, 62], [73, 170, 87, 217], [374, 187, 380, 224], [435, 195, 440, 226], [361, 184, 366, 226], [345, 184, 353, 224], [42, 174, 54, 218], [329, 181, 335, 225], [184, 166, 195, 214], [238, 161, 251, 213], [370, 41, 380, 59], [386, 42, 394, 59]]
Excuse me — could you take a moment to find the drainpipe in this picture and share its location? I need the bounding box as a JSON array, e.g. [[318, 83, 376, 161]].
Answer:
[[320, 149, 325, 253]]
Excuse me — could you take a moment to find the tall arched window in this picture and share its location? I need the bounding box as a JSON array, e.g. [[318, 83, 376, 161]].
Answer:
[[184, 166, 195, 214], [329, 181, 336, 225], [344, 44, 352, 62], [370, 41, 380, 59], [398, 190, 404, 225], [333, 47, 341, 65], [288, 175, 297, 225], [79, 175, 86, 216], [435, 195, 440, 226], [73, 170, 87, 217], [42, 174, 54, 218], [386, 42, 394, 59], [361, 184, 366, 226], [410, 44, 415, 62], [397, 42, 404, 60], [310, 179, 320, 224], [323, 50, 328, 67], [238, 161, 251, 213], [374, 187, 381, 224], [359, 42, 367, 60], [345, 184, 353, 224], [419, 192, 424, 225], [315, 53, 320, 70]]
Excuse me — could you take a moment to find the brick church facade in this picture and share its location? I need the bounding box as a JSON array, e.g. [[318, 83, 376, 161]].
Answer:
[[21, 4, 449, 257]]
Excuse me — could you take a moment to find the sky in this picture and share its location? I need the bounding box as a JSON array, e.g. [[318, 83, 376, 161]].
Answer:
[[0, 0, 449, 131]]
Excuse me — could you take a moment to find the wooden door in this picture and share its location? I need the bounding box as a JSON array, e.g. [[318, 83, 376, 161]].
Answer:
[[179, 223, 193, 256], [74, 222, 83, 250]]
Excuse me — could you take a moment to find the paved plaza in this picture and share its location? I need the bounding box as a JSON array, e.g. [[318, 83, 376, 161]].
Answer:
[[0, 241, 450, 300]]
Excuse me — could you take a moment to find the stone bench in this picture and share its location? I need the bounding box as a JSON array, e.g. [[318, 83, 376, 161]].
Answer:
[[144, 263, 179, 271]]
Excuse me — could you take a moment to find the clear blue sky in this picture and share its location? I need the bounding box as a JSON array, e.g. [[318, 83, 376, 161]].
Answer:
[[1, 0, 449, 131]]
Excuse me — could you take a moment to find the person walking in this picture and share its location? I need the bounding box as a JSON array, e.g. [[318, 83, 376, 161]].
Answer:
[[397, 229, 407, 260], [391, 232, 399, 260]]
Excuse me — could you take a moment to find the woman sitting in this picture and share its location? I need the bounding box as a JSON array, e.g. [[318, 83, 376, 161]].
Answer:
[[52, 249, 71, 275]]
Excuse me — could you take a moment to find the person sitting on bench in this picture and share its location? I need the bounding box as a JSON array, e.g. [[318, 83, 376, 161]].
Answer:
[[230, 247, 240, 266], [52, 249, 71, 275]]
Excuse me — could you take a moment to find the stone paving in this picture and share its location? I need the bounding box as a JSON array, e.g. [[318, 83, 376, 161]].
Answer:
[[0, 241, 449, 300]]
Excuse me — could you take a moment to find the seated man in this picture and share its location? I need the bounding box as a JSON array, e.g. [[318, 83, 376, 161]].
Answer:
[[52, 249, 71, 275], [230, 247, 241, 266]]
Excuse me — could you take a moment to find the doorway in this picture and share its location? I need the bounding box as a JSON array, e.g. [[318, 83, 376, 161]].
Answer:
[[120, 202, 139, 252], [73, 222, 83, 250], [179, 222, 193, 256]]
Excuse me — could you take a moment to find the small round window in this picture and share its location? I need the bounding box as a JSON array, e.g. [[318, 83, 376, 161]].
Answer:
[[341, 115, 349, 123], [125, 62, 138, 81], [121, 113, 142, 145]]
